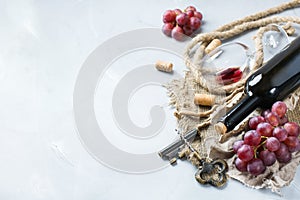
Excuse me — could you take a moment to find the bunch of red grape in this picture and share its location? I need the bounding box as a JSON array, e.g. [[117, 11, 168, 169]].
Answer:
[[162, 6, 203, 41], [233, 101, 300, 176]]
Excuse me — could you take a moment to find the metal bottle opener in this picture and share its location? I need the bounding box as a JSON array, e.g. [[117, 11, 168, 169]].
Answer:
[[158, 129, 228, 187]]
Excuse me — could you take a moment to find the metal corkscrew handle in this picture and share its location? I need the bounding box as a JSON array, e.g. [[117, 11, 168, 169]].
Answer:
[[158, 129, 229, 187]]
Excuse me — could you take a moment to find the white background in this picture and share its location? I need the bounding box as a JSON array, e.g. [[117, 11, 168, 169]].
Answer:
[[0, 0, 300, 199]]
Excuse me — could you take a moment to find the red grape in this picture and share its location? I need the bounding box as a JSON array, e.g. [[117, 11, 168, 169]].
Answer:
[[171, 26, 184, 41], [233, 140, 244, 153], [185, 6, 196, 12], [276, 151, 292, 163], [162, 23, 174, 37], [243, 130, 261, 146], [237, 144, 254, 162], [261, 109, 271, 118], [182, 25, 193, 36], [176, 13, 189, 26], [271, 101, 287, 118], [279, 115, 289, 125], [189, 17, 201, 30], [249, 116, 265, 130], [275, 143, 289, 159], [265, 112, 280, 127], [259, 150, 276, 166], [163, 10, 176, 23], [256, 122, 273, 137], [235, 157, 248, 172], [284, 122, 300, 137], [193, 11, 203, 20], [174, 9, 182, 15], [266, 137, 280, 152], [288, 140, 300, 152], [284, 136, 299, 148], [273, 127, 288, 142], [247, 158, 266, 176], [185, 10, 194, 18]]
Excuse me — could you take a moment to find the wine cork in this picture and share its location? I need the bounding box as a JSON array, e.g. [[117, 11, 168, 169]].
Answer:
[[205, 39, 222, 54], [286, 27, 295, 36], [215, 122, 227, 135], [194, 93, 215, 106], [174, 111, 181, 119], [170, 158, 177, 165], [155, 60, 173, 72]]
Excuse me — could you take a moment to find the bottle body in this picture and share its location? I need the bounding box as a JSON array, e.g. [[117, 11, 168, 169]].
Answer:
[[217, 37, 300, 133]]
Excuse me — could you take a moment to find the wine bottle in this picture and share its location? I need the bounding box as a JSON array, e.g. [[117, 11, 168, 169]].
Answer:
[[215, 36, 300, 134]]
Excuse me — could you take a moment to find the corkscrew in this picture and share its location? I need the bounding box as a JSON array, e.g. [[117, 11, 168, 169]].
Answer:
[[158, 129, 228, 187]]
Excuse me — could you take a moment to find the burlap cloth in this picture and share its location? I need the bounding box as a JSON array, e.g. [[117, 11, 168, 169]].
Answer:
[[166, 69, 300, 194]]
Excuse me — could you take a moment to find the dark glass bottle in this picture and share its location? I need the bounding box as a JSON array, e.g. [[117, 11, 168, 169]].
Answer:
[[216, 36, 300, 134]]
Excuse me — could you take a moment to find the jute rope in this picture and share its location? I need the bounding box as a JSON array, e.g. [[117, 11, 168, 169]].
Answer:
[[215, 0, 300, 32]]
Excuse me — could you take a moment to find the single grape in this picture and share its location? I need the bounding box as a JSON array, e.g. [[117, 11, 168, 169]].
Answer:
[[163, 10, 176, 23], [276, 151, 292, 163], [193, 11, 203, 20], [261, 109, 271, 118], [174, 9, 182, 16], [279, 115, 289, 125], [247, 158, 266, 176], [288, 139, 300, 152], [284, 136, 299, 148], [162, 23, 174, 37], [265, 112, 280, 127], [171, 26, 184, 41], [235, 157, 248, 172], [284, 122, 300, 137], [273, 126, 288, 142], [237, 144, 254, 162], [176, 13, 189, 26], [182, 25, 193, 36], [259, 150, 276, 166], [266, 137, 280, 152], [233, 140, 244, 153], [243, 130, 261, 146], [189, 17, 201, 30], [249, 116, 265, 130], [275, 143, 289, 158], [185, 10, 194, 18], [271, 101, 287, 118], [256, 122, 273, 137], [185, 6, 196, 12]]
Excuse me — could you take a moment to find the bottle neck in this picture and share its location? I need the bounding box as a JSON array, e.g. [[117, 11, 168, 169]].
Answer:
[[219, 95, 261, 132]]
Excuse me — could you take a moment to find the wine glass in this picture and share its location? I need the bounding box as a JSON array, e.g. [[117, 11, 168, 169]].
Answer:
[[198, 42, 254, 125], [199, 41, 254, 88], [262, 23, 290, 62]]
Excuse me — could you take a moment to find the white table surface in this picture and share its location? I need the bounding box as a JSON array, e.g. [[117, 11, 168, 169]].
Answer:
[[0, 0, 300, 199]]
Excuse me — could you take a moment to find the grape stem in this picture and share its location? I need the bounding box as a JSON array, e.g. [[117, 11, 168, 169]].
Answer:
[[254, 140, 267, 158]]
